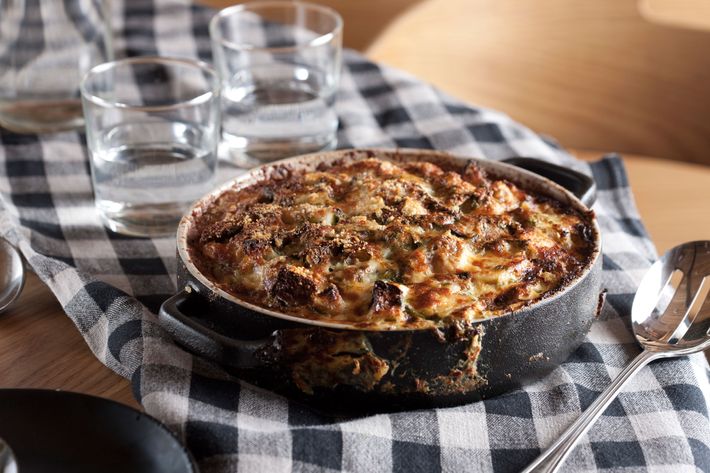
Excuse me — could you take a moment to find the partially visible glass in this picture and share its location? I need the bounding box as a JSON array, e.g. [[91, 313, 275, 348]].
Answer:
[[210, 1, 343, 167], [81, 57, 220, 237], [0, 0, 112, 133]]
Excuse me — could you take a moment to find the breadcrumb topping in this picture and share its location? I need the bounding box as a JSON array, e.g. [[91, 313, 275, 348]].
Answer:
[[189, 158, 595, 329]]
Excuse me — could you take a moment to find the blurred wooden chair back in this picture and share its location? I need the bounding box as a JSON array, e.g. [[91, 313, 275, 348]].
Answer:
[[366, 0, 710, 165]]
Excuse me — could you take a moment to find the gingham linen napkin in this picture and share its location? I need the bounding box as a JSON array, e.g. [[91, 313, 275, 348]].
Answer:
[[1, 1, 709, 472]]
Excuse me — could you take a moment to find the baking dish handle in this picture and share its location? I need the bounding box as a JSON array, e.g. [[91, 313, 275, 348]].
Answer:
[[502, 157, 597, 207], [158, 288, 270, 370]]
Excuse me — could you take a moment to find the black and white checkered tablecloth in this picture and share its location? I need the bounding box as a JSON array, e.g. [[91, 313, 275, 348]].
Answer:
[[1, 1, 709, 471]]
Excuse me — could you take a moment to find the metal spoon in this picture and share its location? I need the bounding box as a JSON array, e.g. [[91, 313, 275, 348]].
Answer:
[[0, 436, 17, 473], [0, 237, 24, 314], [523, 240, 710, 473], [0, 238, 23, 471]]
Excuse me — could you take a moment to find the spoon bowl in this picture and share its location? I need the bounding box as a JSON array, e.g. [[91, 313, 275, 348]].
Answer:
[[633, 240, 710, 353], [0, 237, 25, 314]]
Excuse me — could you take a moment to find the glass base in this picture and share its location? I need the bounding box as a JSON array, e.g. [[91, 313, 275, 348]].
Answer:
[[0, 99, 84, 134], [219, 132, 337, 168], [98, 202, 187, 238]]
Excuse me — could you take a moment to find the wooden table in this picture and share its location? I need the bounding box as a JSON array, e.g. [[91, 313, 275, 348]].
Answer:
[[0, 150, 708, 410]]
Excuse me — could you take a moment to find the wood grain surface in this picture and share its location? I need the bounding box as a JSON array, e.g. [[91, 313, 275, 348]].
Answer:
[[640, 0, 710, 32], [0, 271, 138, 409], [366, 0, 710, 166], [588, 152, 710, 253], [1, 151, 708, 409]]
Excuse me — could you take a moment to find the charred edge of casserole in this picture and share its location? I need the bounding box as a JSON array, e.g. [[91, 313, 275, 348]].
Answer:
[[187, 158, 597, 329], [261, 323, 484, 395]]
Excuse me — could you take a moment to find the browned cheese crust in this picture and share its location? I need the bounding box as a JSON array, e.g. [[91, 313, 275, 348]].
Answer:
[[189, 158, 595, 329]]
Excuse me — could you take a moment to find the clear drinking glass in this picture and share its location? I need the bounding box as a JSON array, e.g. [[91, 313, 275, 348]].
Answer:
[[0, 0, 112, 133], [81, 57, 220, 237], [210, 1, 343, 166]]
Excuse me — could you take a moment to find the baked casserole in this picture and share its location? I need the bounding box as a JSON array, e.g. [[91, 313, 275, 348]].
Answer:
[[189, 158, 595, 330]]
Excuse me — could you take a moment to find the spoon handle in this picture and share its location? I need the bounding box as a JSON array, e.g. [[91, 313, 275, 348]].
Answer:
[[521, 349, 658, 473]]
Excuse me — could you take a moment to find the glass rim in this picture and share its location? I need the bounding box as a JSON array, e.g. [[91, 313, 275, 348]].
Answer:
[[209, 0, 343, 53], [80, 56, 219, 112]]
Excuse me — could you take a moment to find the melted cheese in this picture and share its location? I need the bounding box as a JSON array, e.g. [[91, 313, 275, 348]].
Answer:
[[190, 158, 595, 329]]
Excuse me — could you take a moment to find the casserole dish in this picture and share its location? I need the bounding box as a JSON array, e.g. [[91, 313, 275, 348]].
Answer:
[[159, 148, 602, 413]]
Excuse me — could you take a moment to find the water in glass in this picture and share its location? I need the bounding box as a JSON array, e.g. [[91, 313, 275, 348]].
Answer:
[[89, 122, 216, 237], [221, 63, 338, 163]]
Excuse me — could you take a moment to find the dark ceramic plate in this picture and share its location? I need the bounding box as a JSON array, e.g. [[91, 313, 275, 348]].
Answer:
[[0, 389, 197, 473]]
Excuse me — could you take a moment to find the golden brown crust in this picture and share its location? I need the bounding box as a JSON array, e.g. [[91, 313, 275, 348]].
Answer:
[[189, 158, 595, 329]]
